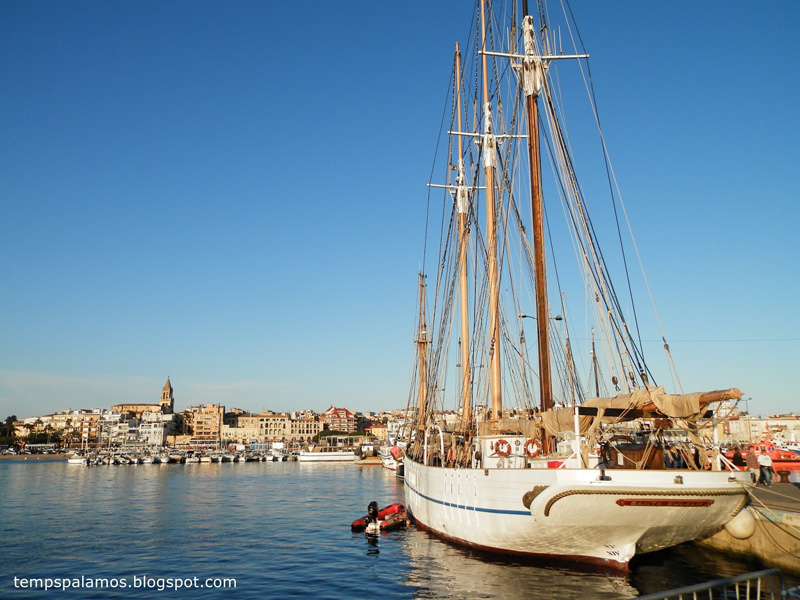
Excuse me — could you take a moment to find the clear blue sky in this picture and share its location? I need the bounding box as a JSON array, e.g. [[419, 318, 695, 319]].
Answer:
[[1, 1, 798, 420]]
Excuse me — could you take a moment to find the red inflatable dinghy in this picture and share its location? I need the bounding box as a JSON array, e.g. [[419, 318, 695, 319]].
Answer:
[[351, 502, 408, 532]]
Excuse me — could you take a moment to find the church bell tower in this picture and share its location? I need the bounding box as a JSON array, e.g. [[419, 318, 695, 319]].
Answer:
[[160, 377, 174, 414]]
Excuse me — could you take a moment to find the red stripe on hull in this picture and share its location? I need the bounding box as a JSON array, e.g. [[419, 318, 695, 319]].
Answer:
[[615, 499, 714, 508]]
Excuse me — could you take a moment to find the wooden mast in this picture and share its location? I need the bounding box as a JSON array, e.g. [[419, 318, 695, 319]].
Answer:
[[521, 3, 553, 449], [414, 273, 429, 437], [481, 0, 502, 424], [454, 43, 472, 430], [591, 329, 601, 397]]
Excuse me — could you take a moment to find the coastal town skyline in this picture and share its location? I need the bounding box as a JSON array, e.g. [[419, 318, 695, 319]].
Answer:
[[2, 376, 392, 422], [2, 1, 799, 420], [2, 374, 794, 423]]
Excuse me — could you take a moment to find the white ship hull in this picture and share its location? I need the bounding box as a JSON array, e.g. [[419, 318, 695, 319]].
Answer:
[[297, 450, 355, 462], [405, 458, 750, 568]]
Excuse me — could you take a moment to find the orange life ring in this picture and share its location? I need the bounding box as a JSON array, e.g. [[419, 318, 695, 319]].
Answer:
[[524, 438, 540, 457], [494, 439, 511, 457]]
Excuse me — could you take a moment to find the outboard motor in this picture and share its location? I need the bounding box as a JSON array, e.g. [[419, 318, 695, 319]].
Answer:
[[366, 501, 379, 524], [365, 501, 380, 533]]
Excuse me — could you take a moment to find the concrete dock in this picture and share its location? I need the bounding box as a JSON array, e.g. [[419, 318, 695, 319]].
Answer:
[[696, 480, 800, 575]]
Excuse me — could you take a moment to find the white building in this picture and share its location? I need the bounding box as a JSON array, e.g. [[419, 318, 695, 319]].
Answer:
[[139, 421, 169, 446]]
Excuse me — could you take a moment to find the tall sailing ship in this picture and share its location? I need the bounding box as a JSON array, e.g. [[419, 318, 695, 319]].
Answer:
[[402, 0, 751, 569]]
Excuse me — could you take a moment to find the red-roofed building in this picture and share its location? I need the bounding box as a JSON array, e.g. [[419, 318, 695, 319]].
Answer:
[[320, 406, 357, 433]]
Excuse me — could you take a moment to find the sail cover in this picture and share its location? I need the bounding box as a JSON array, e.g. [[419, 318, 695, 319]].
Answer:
[[541, 386, 704, 437]]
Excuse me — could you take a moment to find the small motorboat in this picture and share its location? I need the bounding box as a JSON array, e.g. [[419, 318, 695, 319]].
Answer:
[[351, 502, 409, 533]]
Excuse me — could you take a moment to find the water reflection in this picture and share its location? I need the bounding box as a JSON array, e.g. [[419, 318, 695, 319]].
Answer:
[[399, 528, 637, 599], [631, 543, 770, 596], [366, 535, 381, 555]]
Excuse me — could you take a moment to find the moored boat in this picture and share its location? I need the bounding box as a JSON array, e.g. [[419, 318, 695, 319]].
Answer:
[[270, 442, 287, 461], [402, 0, 751, 569], [67, 453, 88, 465], [354, 442, 382, 465], [297, 444, 356, 462], [351, 502, 409, 533], [783, 441, 800, 457], [380, 449, 397, 471], [380, 444, 404, 472]]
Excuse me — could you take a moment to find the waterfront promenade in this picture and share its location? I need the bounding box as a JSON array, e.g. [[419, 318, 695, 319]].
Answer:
[[0, 454, 64, 460], [751, 480, 800, 512]]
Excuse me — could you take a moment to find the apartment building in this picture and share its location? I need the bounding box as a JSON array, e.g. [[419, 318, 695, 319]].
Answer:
[[320, 406, 357, 433], [185, 404, 224, 441]]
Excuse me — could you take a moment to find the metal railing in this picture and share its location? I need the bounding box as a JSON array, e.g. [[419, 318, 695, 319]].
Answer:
[[636, 569, 800, 600]]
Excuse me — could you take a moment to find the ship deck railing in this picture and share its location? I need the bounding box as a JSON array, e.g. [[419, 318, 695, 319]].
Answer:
[[636, 568, 800, 600]]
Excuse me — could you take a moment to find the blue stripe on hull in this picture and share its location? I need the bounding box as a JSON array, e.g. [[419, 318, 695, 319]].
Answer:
[[405, 480, 531, 516]]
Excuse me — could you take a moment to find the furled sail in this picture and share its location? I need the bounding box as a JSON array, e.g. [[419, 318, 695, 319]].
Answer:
[[540, 386, 742, 437]]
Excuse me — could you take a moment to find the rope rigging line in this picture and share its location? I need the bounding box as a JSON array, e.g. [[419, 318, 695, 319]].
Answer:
[[560, 0, 678, 390], [538, 98, 647, 393], [530, 7, 644, 385]]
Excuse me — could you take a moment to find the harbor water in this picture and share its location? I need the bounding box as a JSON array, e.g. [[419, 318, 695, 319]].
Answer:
[[0, 460, 781, 599]]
